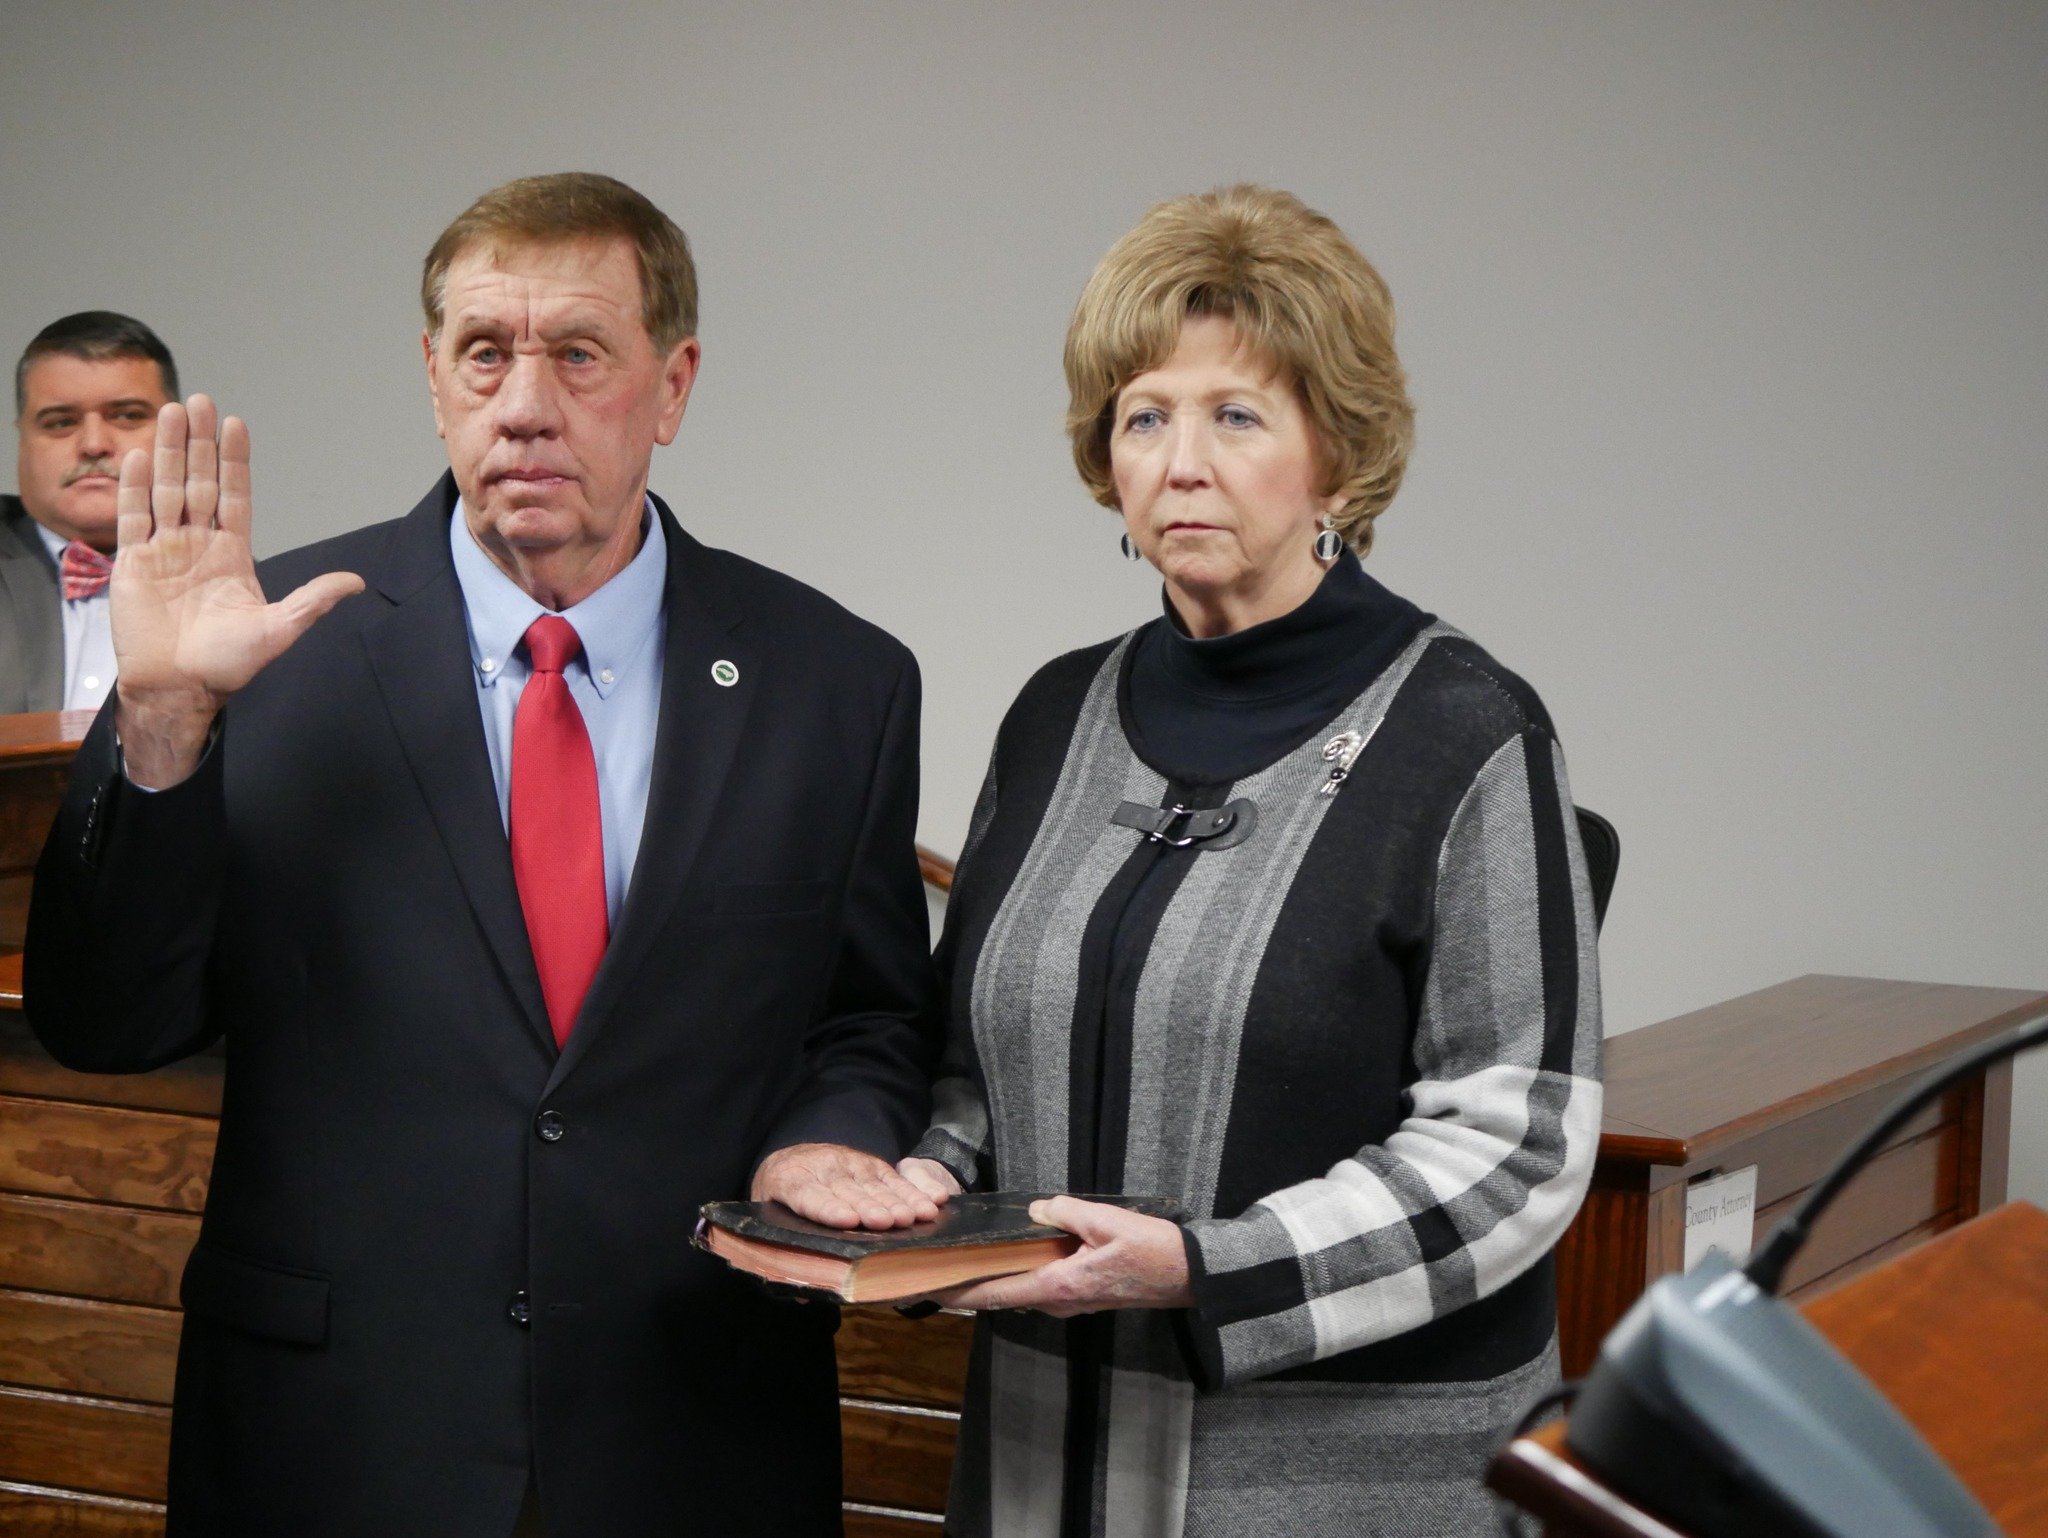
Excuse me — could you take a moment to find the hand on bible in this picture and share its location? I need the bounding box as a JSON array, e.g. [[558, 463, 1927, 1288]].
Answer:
[[752, 1142, 943, 1230], [931, 1195, 1192, 1315], [896, 1157, 964, 1203], [112, 397, 363, 787]]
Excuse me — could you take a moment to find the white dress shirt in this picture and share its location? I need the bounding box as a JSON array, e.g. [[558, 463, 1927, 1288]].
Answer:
[[36, 523, 116, 711]]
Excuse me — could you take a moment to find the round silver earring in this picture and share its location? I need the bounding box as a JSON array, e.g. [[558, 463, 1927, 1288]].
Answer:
[[1313, 517, 1344, 563], [1121, 532, 1143, 562]]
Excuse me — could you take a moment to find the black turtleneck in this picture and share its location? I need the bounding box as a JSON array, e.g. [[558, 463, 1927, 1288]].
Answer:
[[1121, 552, 1433, 785]]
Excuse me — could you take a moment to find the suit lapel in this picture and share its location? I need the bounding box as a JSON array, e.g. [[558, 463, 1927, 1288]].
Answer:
[[0, 501, 64, 712], [361, 476, 553, 1055], [546, 499, 756, 1092]]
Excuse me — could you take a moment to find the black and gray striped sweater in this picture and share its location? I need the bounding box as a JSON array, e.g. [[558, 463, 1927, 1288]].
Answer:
[[914, 559, 1604, 1538]]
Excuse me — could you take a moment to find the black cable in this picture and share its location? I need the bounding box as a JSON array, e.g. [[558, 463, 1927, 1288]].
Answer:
[[1743, 1011, 2048, 1296], [1508, 1378, 1581, 1440]]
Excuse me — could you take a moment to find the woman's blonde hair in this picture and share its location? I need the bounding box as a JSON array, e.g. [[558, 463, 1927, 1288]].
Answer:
[[1064, 185, 1413, 554]]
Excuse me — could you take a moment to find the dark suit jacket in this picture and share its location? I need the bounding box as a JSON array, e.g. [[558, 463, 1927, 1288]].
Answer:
[[0, 496, 64, 712], [26, 476, 939, 1537]]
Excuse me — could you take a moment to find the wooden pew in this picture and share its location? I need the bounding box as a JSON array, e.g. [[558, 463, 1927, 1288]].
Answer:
[[0, 712, 96, 952], [0, 944, 203, 1532]]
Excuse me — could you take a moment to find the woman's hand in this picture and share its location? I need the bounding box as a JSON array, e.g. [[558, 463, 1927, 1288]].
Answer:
[[932, 1195, 1192, 1316], [896, 1156, 963, 1203]]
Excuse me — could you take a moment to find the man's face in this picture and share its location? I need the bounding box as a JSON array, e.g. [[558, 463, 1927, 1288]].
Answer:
[[425, 236, 697, 592], [16, 353, 173, 549]]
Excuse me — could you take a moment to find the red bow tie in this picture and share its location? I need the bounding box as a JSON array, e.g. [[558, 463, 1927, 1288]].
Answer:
[[60, 541, 114, 602]]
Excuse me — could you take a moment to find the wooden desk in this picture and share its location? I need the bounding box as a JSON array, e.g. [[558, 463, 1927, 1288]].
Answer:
[[1491, 1201, 2048, 1537], [1556, 975, 2037, 1374]]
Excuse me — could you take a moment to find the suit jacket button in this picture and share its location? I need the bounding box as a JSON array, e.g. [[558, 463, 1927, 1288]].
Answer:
[[535, 1110, 566, 1143], [508, 1291, 531, 1327]]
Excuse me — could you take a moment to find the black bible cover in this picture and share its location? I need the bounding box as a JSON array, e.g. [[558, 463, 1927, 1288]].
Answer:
[[694, 1192, 1180, 1302]]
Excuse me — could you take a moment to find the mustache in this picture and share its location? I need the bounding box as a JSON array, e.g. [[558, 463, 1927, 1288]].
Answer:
[[63, 457, 120, 487]]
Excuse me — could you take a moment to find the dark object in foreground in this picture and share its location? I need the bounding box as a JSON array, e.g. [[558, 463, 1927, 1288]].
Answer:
[[1565, 1010, 2048, 1538], [696, 1192, 1178, 1303], [1567, 1251, 1999, 1537]]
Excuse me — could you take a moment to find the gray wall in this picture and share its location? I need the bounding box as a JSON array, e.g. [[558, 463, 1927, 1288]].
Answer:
[[6, 1, 2044, 1202]]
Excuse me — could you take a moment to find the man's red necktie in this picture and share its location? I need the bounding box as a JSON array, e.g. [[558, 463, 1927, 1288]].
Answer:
[[509, 615, 608, 1049], [60, 541, 114, 601]]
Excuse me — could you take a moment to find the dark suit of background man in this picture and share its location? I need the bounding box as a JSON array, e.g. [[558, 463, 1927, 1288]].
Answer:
[[26, 173, 946, 1538], [2, 313, 178, 712]]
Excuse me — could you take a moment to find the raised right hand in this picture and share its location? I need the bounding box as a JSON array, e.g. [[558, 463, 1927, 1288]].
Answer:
[[112, 397, 363, 787]]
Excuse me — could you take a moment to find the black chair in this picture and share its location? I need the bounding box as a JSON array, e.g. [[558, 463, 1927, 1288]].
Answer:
[[1573, 806, 1620, 933]]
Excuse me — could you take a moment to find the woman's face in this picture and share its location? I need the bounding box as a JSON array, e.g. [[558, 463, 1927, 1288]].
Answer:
[[1110, 314, 1342, 637]]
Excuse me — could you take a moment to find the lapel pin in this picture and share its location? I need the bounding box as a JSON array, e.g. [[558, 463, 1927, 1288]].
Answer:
[[710, 659, 739, 688]]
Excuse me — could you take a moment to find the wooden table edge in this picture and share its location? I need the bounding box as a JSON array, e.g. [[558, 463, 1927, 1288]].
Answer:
[[1490, 1431, 1691, 1538], [0, 711, 91, 763], [1598, 984, 2048, 1169]]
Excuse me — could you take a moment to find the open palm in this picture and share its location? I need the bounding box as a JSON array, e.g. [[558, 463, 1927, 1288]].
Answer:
[[112, 396, 362, 782]]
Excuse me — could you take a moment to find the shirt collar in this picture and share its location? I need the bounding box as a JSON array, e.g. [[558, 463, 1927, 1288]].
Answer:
[[34, 522, 68, 561], [448, 498, 667, 698]]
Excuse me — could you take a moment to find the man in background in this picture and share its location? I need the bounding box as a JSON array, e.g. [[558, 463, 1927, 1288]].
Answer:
[[1, 311, 178, 711], [28, 174, 938, 1536]]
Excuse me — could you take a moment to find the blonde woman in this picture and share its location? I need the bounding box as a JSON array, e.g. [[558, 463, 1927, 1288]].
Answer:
[[900, 186, 1604, 1537]]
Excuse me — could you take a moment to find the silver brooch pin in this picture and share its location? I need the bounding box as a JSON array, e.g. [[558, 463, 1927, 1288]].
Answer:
[[1319, 721, 1379, 797], [711, 659, 739, 687]]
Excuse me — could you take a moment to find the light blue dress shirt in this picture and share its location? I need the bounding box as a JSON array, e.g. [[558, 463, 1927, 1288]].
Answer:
[[449, 502, 667, 925]]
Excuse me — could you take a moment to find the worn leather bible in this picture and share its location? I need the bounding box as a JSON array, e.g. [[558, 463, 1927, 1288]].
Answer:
[[694, 1192, 1180, 1303]]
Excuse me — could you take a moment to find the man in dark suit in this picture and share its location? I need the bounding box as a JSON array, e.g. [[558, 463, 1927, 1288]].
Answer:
[[26, 174, 940, 1537], [3, 312, 178, 712]]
